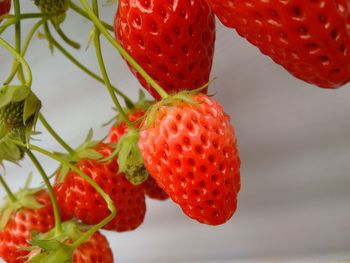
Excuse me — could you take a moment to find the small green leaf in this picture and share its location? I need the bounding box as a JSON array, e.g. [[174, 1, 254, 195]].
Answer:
[[0, 86, 30, 108]]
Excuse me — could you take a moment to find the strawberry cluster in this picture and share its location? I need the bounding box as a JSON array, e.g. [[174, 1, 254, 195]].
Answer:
[[0, 0, 348, 262]]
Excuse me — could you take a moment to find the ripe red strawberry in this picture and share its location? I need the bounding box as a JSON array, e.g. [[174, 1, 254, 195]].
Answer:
[[109, 108, 146, 144], [54, 143, 146, 232], [109, 107, 168, 201], [114, 0, 216, 99], [143, 176, 169, 201], [0, 0, 10, 23], [72, 231, 113, 263], [139, 93, 241, 225], [206, 0, 350, 88], [0, 190, 55, 263]]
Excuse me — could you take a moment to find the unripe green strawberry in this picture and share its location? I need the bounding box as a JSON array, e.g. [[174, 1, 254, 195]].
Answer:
[[0, 101, 24, 131], [34, 0, 68, 15]]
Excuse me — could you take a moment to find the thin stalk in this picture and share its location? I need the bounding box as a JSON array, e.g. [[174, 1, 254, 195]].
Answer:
[[5, 18, 46, 85], [24, 149, 63, 235], [43, 24, 134, 107], [53, 23, 81, 50], [92, 0, 133, 128], [79, 0, 169, 99], [69, 1, 114, 31], [0, 13, 48, 34], [13, 0, 25, 85], [0, 174, 17, 203], [39, 113, 75, 155], [0, 37, 32, 88], [27, 144, 116, 249]]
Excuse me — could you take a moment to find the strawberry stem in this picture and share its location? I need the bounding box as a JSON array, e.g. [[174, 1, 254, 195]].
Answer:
[[27, 144, 117, 249], [24, 149, 63, 235], [0, 13, 49, 35], [13, 0, 25, 85], [39, 113, 75, 155], [69, 1, 114, 32], [42, 23, 135, 108], [4, 18, 47, 85], [0, 174, 17, 203], [79, 0, 169, 99], [0, 37, 32, 88], [53, 23, 81, 50], [92, 0, 133, 129]]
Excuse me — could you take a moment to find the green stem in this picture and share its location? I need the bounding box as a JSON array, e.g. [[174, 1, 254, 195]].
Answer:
[[0, 13, 48, 35], [53, 23, 81, 50], [69, 1, 114, 31], [0, 174, 17, 203], [28, 144, 116, 249], [43, 24, 134, 107], [0, 37, 32, 88], [39, 113, 75, 155], [24, 149, 63, 235], [13, 0, 25, 85], [5, 18, 46, 85], [92, 0, 133, 129], [79, 0, 169, 99]]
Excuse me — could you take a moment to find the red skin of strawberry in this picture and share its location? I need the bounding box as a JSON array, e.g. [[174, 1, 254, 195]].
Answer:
[[143, 176, 169, 201], [109, 109, 169, 201], [73, 231, 114, 263], [206, 0, 350, 88], [54, 143, 146, 232], [139, 94, 241, 225], [108, 109, 146, 144], [0, 190, 55, 263], [0, 0, 10, 23], [114, 0, 216, 99]]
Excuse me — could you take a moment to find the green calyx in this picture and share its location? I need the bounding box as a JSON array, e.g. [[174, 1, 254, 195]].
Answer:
[[103, 129, 148, 185], [144, 90, 200, 128], [0, 86, 41, 164], [25, 220, 89, 263], [0, 185, 43, 230], [117, 130, 148, 185], [105, 90, 153, 128], [55, 129, 103, 183]]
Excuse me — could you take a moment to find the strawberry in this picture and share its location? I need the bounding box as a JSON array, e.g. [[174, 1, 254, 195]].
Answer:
[[0, 189, 55, 263], [0, 0, 10, 23], [54, 142, 146, 232], [109, 108, 146, 144], [143, 176, 169, 201], [138, 93, 241, 225], [206, 0, 350, 88], [25, 220, 114, 263], [114, 0, 216, 99], [0, 87, 41, 164], [108, 102, 168, 201], [34, 0, 68, 15], [72, 231, 113, 263]]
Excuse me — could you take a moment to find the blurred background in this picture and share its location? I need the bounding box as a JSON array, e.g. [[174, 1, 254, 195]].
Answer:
[[0, 1, 350, 262]]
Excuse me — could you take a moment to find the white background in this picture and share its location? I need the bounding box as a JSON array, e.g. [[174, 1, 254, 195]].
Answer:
[[0, 1, 350, 262]]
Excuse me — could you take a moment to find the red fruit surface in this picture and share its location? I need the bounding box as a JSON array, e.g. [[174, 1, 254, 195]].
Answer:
[[0, 0, 11, 23], [143, 176, 169, 201], [206, 0, 350, 88], [0, 190, 55, 263], [114, 0, 216, 99], [109, 109, 168, 201], [109, 109, 146, 144], [54, 143, 146, 232], [139, 94, 241, 225], [73, 231, 114, 263]]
